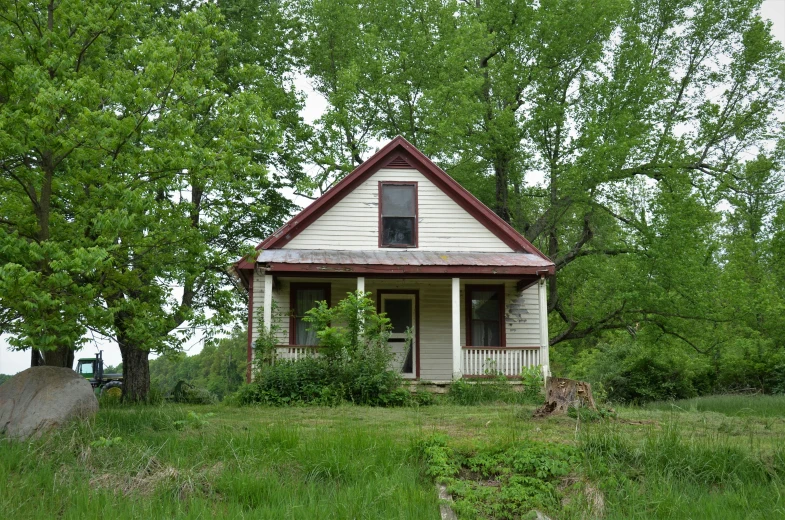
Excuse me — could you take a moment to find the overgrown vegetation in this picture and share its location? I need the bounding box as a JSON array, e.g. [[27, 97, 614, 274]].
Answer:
[[417, 435, 578, 518], [148, 328, 247, 401], [236, 292, 413, 407], [4, 396, 785, 518], [642, 393, 785, 417], [580, 424, 785, 518], [448, 368, 543, 406]]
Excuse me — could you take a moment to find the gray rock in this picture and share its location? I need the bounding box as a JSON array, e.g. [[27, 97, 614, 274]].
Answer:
[[0, 366, 98, 440]]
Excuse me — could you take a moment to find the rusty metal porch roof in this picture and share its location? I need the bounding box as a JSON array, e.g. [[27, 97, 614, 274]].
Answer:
[[256, 249, 554, 269]]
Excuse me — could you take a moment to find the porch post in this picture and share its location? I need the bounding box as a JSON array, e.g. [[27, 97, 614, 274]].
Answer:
[[538, 275, 550, 378], [263, 274, 273, 334], [452, 277, 461, 378], [357, 276, 365, 331]]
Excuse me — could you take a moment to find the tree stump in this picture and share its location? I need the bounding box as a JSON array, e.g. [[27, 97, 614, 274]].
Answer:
[[535, 377, 597, 416]]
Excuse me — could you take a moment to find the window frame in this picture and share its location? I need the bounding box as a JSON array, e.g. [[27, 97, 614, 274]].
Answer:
[[289, 282, 331, 346], [464, 284, 506, 347], [378, 181, 418, 248]]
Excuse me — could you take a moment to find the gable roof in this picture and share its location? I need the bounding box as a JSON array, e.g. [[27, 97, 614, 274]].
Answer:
[[236, 136, 553, 274]]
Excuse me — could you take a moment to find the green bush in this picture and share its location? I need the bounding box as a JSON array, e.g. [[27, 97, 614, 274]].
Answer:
[[448, 374, 542, 406], [567, 339, 713, 404], [170, 380, 217, 404], [237, 291, 412, 407]]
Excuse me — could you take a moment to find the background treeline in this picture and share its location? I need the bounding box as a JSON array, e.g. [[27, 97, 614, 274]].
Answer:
[[104, 329, 247, 401], [1, 0, 784, 403]]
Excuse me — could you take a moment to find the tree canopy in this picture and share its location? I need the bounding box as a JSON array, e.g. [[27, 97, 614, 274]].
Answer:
[[1, 0, 784, 401]]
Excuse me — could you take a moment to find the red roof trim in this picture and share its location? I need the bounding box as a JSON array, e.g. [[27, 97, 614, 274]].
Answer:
[[255, 136, 551, 262], [263, 262, 554, 276]]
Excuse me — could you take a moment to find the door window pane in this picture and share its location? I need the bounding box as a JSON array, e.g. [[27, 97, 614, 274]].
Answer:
[[384, 298, 413, 333]]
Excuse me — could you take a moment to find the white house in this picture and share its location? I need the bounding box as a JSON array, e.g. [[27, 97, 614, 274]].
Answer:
[[235, 136, 554, 384]]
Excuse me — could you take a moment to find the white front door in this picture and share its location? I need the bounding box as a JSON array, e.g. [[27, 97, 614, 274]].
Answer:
[[380, 293, 416, 378]]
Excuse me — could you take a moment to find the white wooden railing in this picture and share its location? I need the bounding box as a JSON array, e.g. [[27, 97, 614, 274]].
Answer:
[[461, 346, 540, 377], [275, 345, 319, 362]]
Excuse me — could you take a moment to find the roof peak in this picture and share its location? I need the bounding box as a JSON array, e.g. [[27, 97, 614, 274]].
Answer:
[[245, 138, 552, 266]]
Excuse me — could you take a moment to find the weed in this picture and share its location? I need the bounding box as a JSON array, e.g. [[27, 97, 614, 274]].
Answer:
[[90, 436, 123, 448], [173, 411, 215, 430], [416, 436, 579, 519]]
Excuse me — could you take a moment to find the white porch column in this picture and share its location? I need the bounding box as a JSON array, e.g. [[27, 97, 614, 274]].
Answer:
[[357, 276, 365, 330], [452, 277, 461, 378], [263, 274, 273, 333], [538, 275, 550, 378]]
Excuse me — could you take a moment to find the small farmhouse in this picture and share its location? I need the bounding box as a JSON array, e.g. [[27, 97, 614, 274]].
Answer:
[[235, 137, 554, 384]]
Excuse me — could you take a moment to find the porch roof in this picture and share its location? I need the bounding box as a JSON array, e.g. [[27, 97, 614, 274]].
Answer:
[[255, 249, 555, 276]]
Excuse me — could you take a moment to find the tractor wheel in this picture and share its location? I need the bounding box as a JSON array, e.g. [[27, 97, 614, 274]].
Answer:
[[101, 381, 123, 400]]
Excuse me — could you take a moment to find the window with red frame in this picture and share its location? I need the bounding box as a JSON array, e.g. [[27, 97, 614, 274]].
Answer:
[[465, 285, 505, 347], [379, 183, 417, 247]]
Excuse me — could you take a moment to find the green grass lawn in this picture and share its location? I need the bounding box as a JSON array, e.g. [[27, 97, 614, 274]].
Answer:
[[2, 397, 785, 519]]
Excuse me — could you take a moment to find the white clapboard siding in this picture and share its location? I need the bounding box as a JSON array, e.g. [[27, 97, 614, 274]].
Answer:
[[284, 168, 513, 252], [504, 283, 541, 347]]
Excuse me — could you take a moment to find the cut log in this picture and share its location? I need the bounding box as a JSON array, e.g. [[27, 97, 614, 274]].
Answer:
[[535, 377, 597, 416]]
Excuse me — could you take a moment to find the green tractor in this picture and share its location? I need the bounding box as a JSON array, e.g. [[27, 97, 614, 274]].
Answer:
[[75, 351, 123, 399]]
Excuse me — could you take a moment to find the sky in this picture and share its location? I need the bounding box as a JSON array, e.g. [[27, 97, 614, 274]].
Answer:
[[1, 1, 784, 375]]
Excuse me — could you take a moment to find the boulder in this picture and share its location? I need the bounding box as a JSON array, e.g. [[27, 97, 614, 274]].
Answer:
[[0, 366, 98, 440]]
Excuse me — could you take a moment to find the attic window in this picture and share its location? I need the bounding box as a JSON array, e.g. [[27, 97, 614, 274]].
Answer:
[[379, 182, 417, 247]]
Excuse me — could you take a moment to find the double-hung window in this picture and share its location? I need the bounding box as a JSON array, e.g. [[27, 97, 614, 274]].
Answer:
[[290, 283, 330, 346], [379, 182, 417, 247], [465, 285, 505, 347]]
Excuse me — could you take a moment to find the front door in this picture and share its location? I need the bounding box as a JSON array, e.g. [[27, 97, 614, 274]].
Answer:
[[380, 293, 416, 378]]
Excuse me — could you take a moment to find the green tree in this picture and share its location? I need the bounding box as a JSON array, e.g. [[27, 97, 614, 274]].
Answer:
[[296, 0, 785, 358], [0, 1, 299, 400], [149, 326, 247, 400]]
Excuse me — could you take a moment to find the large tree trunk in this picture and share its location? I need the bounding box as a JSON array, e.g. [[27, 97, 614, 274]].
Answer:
[[31, 348, 43, 367], [119, 339, 150, 402], [34, 345, 74, 368], [114, 309, 150, 402], [536, 377, 597, 416]]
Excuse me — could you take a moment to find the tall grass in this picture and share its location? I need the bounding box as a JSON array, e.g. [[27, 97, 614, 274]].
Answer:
[[580, 422, 785, 519], [641, 393, 785, 417], [0, 404, 440, 519]]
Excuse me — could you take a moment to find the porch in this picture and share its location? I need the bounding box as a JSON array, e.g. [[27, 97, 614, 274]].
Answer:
[[251, 272, 550, 382]]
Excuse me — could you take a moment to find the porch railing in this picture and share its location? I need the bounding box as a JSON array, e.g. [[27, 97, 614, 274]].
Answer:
[[461, 346, 540, 377], [275, 345, 319, 362]]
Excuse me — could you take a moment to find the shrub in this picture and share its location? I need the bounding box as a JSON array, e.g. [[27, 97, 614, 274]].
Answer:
[[448, 374, 541, 405], [239, 291, 409, 407], [170, 380, 217, 404], [567, 339, 713, 404]]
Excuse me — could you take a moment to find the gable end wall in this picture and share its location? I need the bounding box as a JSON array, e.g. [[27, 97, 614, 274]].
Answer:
[[283, 168, 513, 252]]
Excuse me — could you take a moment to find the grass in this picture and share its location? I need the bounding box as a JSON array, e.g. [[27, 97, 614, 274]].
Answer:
[[641, 393, 785, 417], [2, 394, 785, 518]]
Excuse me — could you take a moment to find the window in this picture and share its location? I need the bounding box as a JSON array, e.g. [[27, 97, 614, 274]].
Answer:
[[379, 182, 417, 247], [465, 285, 505, 347], [290, 283, 331, 346]]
